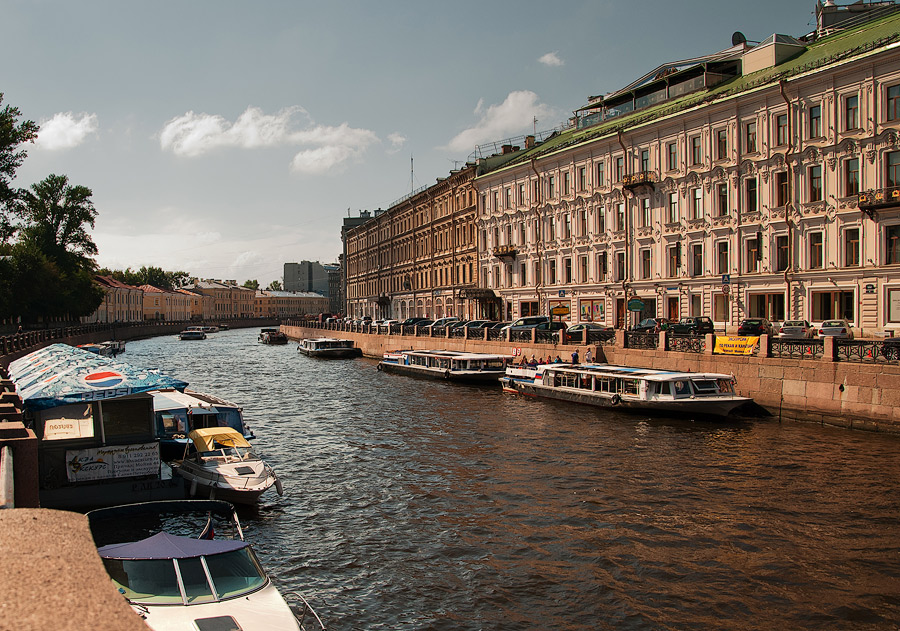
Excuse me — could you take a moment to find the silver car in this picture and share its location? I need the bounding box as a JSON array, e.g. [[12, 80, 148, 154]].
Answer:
[[778, 319, 816, 339], [818, 319, 854, 340]]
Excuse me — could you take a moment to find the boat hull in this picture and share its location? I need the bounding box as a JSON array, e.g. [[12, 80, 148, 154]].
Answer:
[[173, 462, 280, 506], [378, 361, 505, 383], [299, 347, 362, 358], [501, 377, 750, 418]]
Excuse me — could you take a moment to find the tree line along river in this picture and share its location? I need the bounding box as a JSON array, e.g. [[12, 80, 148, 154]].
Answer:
[[123, 328, 900, 631]]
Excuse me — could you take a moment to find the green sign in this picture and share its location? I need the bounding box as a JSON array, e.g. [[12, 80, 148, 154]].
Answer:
[[627, 298, 645, 312]]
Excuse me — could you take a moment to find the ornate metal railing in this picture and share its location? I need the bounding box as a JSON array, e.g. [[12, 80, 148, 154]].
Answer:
[[509, 330, 532, 344], [668, 334, 705, 353], [401, 325, 416, 336], [625, 332, 658, 350], [486, 328, 505, 341], [586, 330, 617, 346], [449, 327, 466, 339], [430, 326, 448, 337], [770, 338, 824, 359], [535, 330, 560, 344], [836, 339, 900, 363], [415, 327, 431, 337]]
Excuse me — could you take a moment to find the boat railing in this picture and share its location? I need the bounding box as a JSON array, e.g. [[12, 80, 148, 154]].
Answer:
[[282, 590, 327, 630]]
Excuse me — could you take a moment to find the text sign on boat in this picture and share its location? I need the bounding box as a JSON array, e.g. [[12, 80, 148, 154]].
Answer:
[[65, 442, 160, 482]]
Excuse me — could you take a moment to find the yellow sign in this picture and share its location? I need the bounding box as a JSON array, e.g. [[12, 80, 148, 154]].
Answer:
[[550, 305, 570, 316], [713, 335, 759, 355]]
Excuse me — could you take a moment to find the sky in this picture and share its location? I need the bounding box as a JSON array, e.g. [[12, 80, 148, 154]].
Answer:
[[2, 0, 818, 287]]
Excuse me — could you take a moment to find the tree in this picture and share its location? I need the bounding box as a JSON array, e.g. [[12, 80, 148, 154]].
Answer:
[[242, 279, 259, 290], [97, 266, 190, 290], [268, 280, 282, 291], [0, 93, 39, 243]]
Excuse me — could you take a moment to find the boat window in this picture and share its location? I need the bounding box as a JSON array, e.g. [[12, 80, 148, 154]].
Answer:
[[205, 548, 267, 599], [671, 380, 692, 398], [102, 558, 183, 604], [716, 379, 734, 394], [596, 377, 614, 393], [646, 382, 659, 396], [623, 379, 639, 396], [691, 379, 719, 394], [177, 557, 216, 603]]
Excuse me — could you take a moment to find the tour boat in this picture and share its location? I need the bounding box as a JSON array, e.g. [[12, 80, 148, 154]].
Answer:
[[172, 427, 283, 505], [501, 363, 750, 417], [77, 340, 126, 356], [179, 327, 207, 340], [151, 388, 256, 462], [377, 349, 512, 383], [259, 328, 289, 344], [88, 499, 326, 631], [297, 337, 362, 358]]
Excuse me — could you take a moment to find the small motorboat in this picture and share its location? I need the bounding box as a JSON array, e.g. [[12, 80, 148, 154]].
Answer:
[[88, 499, 326, 631], [173, 428, 283, 505], [259, 328, 288, 344], [297, 338, 362, 358]]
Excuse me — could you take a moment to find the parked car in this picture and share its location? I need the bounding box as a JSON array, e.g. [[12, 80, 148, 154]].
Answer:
[[778, 319, 816, 338], [427, 317, 460, 329], [738, 318, 774, 336], [566, 322, 613, 341], [491, 321, 511, 330], [505, 316, 551, 331], [633, 318, 670, 333], [670, 316, 715, 336], [818, 319, 854, 340], [400, 317, 429, 326], [462, 320, 493, 329]]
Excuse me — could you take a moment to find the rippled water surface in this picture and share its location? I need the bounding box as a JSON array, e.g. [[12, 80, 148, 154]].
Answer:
[[125, 328, 900, 630]]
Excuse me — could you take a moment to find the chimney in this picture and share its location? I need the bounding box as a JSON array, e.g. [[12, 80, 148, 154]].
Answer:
[[525, 135, 535, 149]]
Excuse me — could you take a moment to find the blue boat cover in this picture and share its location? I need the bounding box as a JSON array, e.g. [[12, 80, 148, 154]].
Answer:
[[97, 531, 249, 559], [7, 343, 188, 411]]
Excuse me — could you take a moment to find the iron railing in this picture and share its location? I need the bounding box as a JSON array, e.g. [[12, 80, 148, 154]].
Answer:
[[625, 332, 658, 350], [668, 334, 705, 353], [770, 338, 824, 359]]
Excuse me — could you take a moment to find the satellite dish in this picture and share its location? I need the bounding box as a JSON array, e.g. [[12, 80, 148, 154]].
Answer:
[[732, 31, 747, 46]]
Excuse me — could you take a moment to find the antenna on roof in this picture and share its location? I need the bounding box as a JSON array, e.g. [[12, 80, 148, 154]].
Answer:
[[732, 31, 747, 46]]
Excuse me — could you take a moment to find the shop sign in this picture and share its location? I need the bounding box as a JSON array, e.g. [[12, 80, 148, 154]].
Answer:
[[65, 442, 160, 482], [550, 305, 570, 317], [865, 283, 876, 294], [627, 298, 645, 312], [713, 335, 759, 355]]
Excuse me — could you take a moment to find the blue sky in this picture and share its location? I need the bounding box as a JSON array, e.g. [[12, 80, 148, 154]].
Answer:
[[2, 0, 816, 286]]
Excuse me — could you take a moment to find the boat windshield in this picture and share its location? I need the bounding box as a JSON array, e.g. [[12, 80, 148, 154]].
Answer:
[[103, 547, 267, 605], [198, 446, 254, 461]]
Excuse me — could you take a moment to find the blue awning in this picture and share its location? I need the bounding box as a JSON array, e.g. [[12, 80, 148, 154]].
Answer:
[[97, 532, 248, 560], [7, 344, 188, 411]]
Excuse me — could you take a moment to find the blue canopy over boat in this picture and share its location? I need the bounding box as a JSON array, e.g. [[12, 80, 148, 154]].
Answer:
[[97, 531, 249, 559], [7, 343, 188, 411]]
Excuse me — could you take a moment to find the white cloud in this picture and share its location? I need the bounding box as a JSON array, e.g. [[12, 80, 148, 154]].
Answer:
[[538, 51, 564, 67], [386, 132, 407, 154], [159, 106, 378, 174], [443, 91, 556, 153], [230, 251, 265, 271], [35, 112, 98, 150]]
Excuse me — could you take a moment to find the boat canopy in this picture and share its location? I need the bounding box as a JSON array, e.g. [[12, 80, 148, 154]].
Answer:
[[152, 390, 219, 415], [97, 531, 249, 560], [7, 343, 188, 411], [189, 427, 252, 452]]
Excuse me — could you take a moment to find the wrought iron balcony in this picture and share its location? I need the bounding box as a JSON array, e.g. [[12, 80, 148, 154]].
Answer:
[[492, 244, 518, 259], [622, 171, 657, 192], [858, 186, 900, 217]]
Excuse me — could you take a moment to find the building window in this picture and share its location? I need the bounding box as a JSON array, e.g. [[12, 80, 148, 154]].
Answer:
[[615, 203, 625, 232], [691, 188, 703, 220], [640, 249, 651, 279], [668, 243, 682, 277], [667, 193, 679, 223], [809, 165, 822, 202], [691, 244, 703, 277], [596, 161, 605, 187], [809, 232, 824, 269], [548, 175, 556, 198], [548, 216, 556, 240], [744, 178, 758, 213], [844, 158, 860, 197], [504, 187, 511, 209], [577, 166, 586, 192], [716, 129, 727, 160], [845, 94, 859, 131], [615, 157, 624, 182], [578, 209, 587, 236], [667, 142, 677, 171], [888, 151, 900, 187], [844, 227, 860, 267], [597, 252, 608, 280], [775, 171, 789, 207], [549, 259, 557, 284], [564, 257, 572, 283], [745, 121, 757, 153], [532, 179, 540, 202], [640, 149, 650, 172], [533, 261, 541, 285], [616, 252, 626, 281], [518, 183, 525, 205], [809, 105, 822, 138], [717, 183, 728, 217], [563, 172, 570, 196], [745, 235, 760, 273], [579, 255, 589, 282], [775, 235, 789, 272], [716, 241, 729, 275], [640, 198, 651, 228], [690, 136, 702, 165], [596, 206, 606, 232], [888, 84, 900, 122], [749, 293, 786, 321], [775, 114, 788, 146], [811, 290, 854, 322], [563, 214, 572, 238], [886, 225, 900, 265]]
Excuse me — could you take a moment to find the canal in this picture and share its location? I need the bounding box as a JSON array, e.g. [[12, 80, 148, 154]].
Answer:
[[125, 328, 900, 630]]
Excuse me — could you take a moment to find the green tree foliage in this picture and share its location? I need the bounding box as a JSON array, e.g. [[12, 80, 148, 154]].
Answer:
[[242, 279, 259, 290], [0, 93, 39, 242], [97, 265, 190, 290], [268, 280, 282, 291]]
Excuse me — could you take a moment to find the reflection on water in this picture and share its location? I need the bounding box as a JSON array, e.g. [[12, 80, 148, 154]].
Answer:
[[125, 329, 900, 630]]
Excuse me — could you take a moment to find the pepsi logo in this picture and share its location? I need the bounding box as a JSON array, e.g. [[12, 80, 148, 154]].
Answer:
[[83, 371, 125, 389]]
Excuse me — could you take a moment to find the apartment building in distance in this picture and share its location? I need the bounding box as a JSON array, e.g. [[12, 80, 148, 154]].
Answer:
[[476, 2, 900, 335], [140, 284, 192, 321], [185, 280, 255, 319], [254, 290, 329, 319], [82, 275, 144, 324]]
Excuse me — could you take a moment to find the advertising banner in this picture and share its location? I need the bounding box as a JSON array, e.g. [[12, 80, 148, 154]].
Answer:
[[65, 442, 160, 482], [713, 335, 759, 355]]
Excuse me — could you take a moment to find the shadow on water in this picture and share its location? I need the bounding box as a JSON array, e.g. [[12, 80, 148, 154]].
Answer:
[[123, 329, 900, 631]]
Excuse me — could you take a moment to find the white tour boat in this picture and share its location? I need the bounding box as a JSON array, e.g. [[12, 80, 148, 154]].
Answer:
[[501, 363, 751, 417], [88, 499, 325, 631], [297, 337, 362, 358], [179, 327, 207, 340], [173, 427, 283, 505], [377, 349, 512, 383]]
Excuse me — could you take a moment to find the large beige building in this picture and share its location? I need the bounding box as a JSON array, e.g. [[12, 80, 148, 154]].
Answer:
[[254, 290, 328, 318], [476, 3, 900, 335], [140, 285, 192, 321], [82, 275, 144, 324], [187, 280, 255, 320]]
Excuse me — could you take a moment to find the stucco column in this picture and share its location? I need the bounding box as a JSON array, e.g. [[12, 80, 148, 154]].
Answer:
[[758, 334, 770, 358], [705, 333, 715, 355], [823, 336, 836, 362], [616, 329, 626, 349]]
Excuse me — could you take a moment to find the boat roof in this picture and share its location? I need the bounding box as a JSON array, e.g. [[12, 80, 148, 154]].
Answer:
[[97, 531, 249, 560], [150, 388, 238, 413], [402, 349, 512, 359], [189, 427, 252, 451], [304, 337, 351, 343], [7, 343, 188, 411], [537, 363, 735, 381]]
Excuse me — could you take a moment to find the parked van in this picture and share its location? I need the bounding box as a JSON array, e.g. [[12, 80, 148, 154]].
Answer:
[[504, 315, 550, 331]]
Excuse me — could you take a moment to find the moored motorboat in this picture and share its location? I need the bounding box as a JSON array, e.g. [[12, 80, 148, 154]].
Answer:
[[377, 349, 512, 383], [87, 499, 326, 631], [297, 338, 362, 358], [259, 328, 288, 344], [501, 363, 751, 417], [173, 428, 282, 505]]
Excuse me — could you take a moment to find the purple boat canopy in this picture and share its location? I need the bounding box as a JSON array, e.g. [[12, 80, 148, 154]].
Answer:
[[7, 343, 188, 411], [97, 531, 249, 560]]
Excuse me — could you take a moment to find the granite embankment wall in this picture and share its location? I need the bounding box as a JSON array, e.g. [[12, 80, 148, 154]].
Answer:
[[281, 324, 900, 433]]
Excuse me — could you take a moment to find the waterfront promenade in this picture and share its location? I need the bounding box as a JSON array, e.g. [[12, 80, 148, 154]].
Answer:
[[283, 320, 900, 433]]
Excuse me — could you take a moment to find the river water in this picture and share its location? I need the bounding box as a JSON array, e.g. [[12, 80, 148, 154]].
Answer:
[[124, 328, 900, 630]]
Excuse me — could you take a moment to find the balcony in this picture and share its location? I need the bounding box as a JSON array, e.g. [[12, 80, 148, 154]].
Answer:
[[492, 244, 518, 260], [858, 186, 900, 217], [622, 171, 657, 193]]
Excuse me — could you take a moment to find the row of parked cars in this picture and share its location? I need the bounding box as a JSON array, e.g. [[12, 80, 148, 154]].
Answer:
[[632, 316, 857, 339]]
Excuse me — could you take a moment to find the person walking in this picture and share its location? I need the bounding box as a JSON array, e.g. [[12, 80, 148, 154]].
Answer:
[[584, 348, 592, 364], [571, 349, 580, 364]]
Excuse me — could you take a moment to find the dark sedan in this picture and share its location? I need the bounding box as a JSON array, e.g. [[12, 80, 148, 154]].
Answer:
[[737, 318, 774, 336]]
